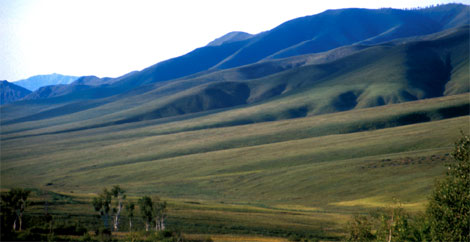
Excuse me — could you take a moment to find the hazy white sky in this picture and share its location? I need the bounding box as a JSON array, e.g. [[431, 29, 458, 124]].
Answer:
[[1, 0, 469, 81]]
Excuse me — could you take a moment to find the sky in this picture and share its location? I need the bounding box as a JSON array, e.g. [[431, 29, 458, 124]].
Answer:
[[1, 0, 469, 82]]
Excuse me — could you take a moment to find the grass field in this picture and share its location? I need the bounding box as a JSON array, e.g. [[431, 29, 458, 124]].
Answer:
[[2, 92, 469, 240]]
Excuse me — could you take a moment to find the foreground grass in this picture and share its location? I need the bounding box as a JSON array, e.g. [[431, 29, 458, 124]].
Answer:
[[19, 190, 344, 241]]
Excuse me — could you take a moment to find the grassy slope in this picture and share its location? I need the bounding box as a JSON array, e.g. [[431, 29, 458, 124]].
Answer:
[[2, 94, 469, 210]]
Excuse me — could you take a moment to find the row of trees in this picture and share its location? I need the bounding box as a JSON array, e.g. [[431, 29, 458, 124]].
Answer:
[[92, 185, 167, 233], [347, 131, 470, 241], [1, 185, 168, 241]]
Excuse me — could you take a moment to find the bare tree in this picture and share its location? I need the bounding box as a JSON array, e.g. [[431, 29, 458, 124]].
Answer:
[[111, 185, 126, 232]]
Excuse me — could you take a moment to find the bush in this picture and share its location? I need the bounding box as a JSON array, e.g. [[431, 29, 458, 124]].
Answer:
[[346, 214, 375, 241]]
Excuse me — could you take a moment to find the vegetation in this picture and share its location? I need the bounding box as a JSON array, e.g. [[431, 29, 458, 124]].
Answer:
[[346, 132, 470, 241], [427, 131, 470, 241], [125, 201, 136, 232], [92, 188, 113, 230], [111, 185, 126, 232], [139, 195, 153, 232], [1, 188, 30, 232]]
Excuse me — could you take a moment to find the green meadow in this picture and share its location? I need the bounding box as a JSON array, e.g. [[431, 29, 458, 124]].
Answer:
[[2, 92, 469, 240]]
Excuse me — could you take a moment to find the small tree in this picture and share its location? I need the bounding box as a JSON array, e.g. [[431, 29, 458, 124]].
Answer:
[[92, 188, 112, 230], [427, 131, 470, 241], [372, 203, 410, 242], [152, 197, 167, 231], [138, 196, 153, 231], [1, 188, 30, 231], [125, 201, 135, 232], [111, 185, 126, 232]]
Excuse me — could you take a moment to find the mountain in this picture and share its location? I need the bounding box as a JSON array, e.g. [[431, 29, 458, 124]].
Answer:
[[14, 73, 79, 91], [0, 80, 32, 105], [3, 24, 467, 128], [16, 4, 469, 107], [0, 4, 468, 130], [213, 4, 470, 69], [207, 31, 254, 46]]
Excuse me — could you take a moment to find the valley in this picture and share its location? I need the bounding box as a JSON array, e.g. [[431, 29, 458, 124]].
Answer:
[[1, 4, 469, 241]]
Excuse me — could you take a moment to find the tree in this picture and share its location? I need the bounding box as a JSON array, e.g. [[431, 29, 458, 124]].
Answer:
[[138, 196, 153, 231], [152, 197, 167, 231], [427, 131, 470, 241], [125, 201, 135, 232], [111, 185, 126, 232], [371, 203, 411, 242], [92, 188, 112, 230], [1, 188, 30, 231]]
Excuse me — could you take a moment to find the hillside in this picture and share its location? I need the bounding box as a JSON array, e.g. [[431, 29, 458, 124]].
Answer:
[[0, 81, 32, 105], [12, 4, 469, 108], [214, 4, 469, 68], [2, 25, 468, 132], [1, 94, 469, 206]]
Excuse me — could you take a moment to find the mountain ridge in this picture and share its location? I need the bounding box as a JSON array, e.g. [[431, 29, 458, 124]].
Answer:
[[1, 4, 468, 131], [17, 4, 469, 106], [1, 24, 468, 132]]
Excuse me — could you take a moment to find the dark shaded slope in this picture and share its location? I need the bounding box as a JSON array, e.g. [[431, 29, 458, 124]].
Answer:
[[115, 82, 250, 124], [405, 42, 452, 98], [0, 81, 32, 105], [404, 25, 470, 98]]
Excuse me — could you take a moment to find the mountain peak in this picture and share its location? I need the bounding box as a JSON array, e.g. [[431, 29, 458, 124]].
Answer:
[[14, 73, 79, 91], [207, 31, 253, 46]]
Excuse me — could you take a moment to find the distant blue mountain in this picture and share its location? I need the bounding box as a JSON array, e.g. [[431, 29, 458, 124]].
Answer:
[[14, 73, 79, 91]]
